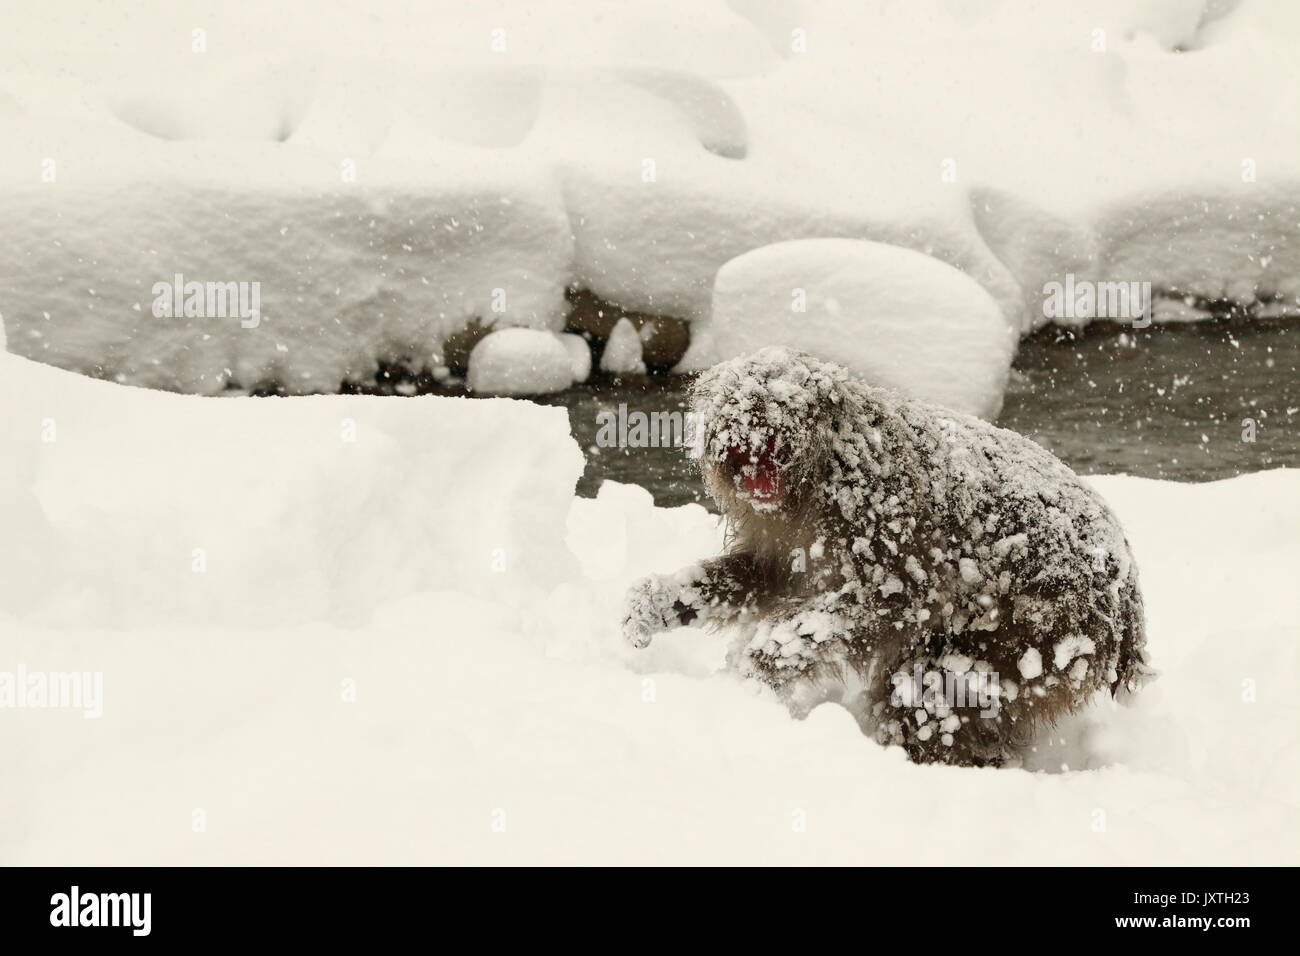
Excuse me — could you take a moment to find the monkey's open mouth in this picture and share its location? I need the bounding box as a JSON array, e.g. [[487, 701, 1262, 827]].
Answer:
[[726, 440, 784, 505]]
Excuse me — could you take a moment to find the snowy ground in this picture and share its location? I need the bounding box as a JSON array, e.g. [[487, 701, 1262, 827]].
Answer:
[[2, 353, 1296, 865]]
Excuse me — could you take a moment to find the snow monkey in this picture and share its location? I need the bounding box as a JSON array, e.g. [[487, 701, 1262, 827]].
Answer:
[[622, 347, 1149, 767]]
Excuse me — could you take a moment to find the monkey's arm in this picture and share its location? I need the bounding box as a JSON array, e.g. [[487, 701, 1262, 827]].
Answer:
[[622, 553, 760, 648]]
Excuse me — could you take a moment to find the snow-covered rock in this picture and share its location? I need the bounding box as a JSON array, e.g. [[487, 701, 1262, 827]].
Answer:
[[556, 332, 593, 384], [710, 239, 1016, 418], [467, 328, 574, 396], [600, 318, 647, 375]]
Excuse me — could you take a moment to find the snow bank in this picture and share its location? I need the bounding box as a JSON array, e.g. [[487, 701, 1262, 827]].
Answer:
[[0, 142, 573, 394], [2, 0, 1297, 406], [710, 239, 1016, 417], [2, 357, 1296, 864], [0, 352, 582, 626], [974, 182, 1300, 332]]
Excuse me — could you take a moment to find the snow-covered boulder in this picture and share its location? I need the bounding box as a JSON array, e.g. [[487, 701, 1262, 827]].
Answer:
[[467, 328, 575, 395], [709, 239, 1016, 418], [600, 318, 647, 375], [556, 332, 593, 384]]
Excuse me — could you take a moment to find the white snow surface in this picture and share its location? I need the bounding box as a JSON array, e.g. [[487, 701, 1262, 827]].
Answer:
[[1, 0, 1298, 404], [710, 239, 1016, 418], [0, 353, 582, 626], [2, 353, 1297, 864]]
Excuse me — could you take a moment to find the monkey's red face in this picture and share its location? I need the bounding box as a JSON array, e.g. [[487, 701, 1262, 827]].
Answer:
[[692, 348, 842, 517], [723, 437, 785, 508]]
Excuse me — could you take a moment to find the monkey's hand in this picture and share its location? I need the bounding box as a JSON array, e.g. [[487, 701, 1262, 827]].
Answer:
[[621, 570, 700, 649]]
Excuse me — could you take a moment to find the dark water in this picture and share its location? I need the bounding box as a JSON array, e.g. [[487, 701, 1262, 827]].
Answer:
[[536, 319, 1300, 508]]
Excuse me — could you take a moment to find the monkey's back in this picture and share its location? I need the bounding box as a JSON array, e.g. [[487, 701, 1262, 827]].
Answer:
[[820, 383, 1148, 709]]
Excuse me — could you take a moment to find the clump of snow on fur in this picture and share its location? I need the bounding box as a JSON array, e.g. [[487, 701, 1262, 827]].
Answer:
[[1053, 635, 1096, 671], [1018, 649, 1044, 680]]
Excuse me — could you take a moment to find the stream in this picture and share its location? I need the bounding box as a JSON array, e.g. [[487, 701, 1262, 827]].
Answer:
[[536, 319, 1300, 508]]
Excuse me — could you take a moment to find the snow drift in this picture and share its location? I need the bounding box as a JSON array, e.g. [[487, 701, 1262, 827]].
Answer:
[[0, 352, 582, 625]]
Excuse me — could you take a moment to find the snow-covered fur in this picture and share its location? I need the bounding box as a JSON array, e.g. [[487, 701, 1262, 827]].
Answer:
[[623, 347, 1150, 767]]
